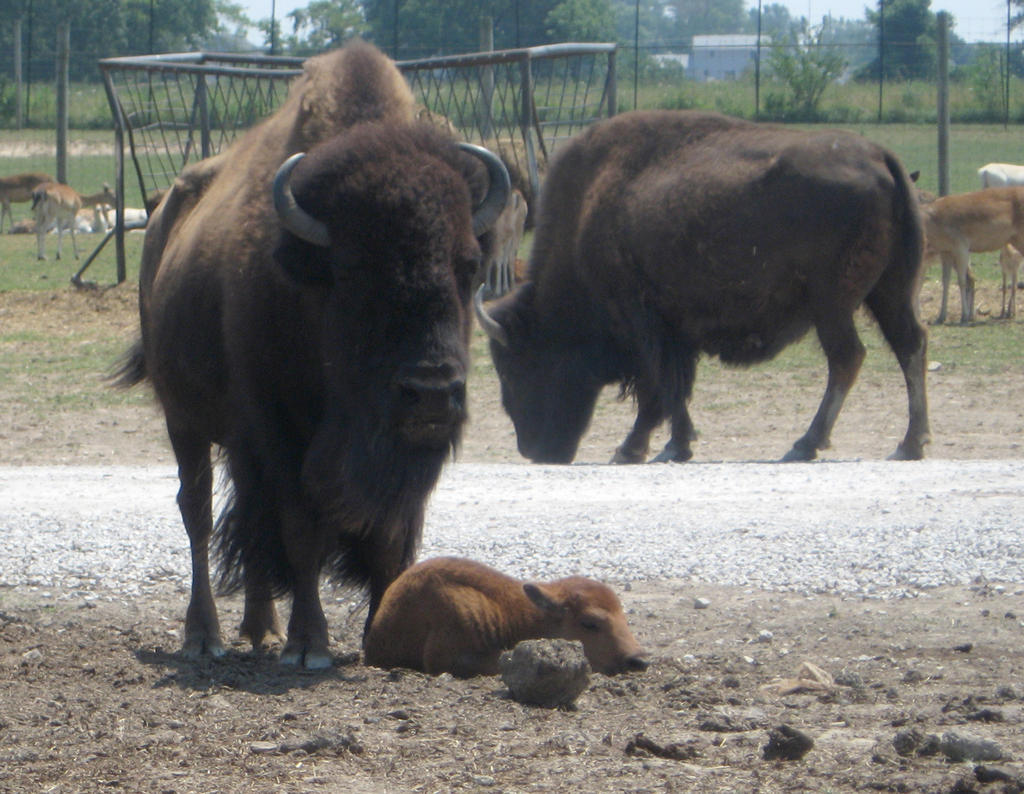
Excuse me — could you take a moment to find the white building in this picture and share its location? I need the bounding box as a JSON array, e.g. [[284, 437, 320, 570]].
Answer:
[[690, 34, 768, 82]]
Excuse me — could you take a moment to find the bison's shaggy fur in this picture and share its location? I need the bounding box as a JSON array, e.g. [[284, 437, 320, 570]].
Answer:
[[478, 110, 930, 464], [118, 41, 507, 669]]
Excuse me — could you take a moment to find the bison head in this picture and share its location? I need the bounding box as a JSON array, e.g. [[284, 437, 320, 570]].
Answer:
[[269, 124, 509, 496], [475, 284, 606, 464]]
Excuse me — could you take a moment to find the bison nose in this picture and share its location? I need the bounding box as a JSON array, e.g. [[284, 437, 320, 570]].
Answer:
[[625, 655, 650, 672], [394, 364, 467, 445]]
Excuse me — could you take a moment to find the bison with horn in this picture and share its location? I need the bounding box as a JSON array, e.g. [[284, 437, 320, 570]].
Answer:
[[476, 110, 929, 464], [117, 41, 509, 669]]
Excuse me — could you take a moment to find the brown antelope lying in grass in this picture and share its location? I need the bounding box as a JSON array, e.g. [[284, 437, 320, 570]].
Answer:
[[31, 182, 115, 260], [0, 172, 54, 233], [363, 556, 648, 677], [918, 186, 1024, 324]]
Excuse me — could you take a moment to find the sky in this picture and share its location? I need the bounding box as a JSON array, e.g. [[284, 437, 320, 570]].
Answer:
[[753, 0, 1017, 42], [236, 0, 1019, 44]]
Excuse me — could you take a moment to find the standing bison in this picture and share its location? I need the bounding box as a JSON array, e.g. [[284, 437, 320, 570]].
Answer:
[[117, 41, 509, 668], [475, 110, 929, 463]]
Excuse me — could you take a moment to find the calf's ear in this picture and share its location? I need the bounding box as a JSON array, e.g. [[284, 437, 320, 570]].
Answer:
[[524, 583, 565, 615]]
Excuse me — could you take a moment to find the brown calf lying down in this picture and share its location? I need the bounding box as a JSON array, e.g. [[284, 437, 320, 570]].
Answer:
[[919, 186, 1024, 324], [363, 556, 648, 677]]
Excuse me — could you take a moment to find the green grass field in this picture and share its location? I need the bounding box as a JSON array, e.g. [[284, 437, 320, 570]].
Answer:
[[1, 119, 1023, 420]]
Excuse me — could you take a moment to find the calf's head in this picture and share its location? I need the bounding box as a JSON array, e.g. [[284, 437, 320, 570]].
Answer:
[[524, 576, 648, 675]]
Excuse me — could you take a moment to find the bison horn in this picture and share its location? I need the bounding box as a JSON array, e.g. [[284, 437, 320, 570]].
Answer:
[[458, 142, 511, 236], [272, 152, 331, 247], [473, 284, 509, 347]]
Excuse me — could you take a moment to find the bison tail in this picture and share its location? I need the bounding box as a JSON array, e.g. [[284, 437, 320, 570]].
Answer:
[[109, 338, 147, 388], [887, 152, 926, 289]]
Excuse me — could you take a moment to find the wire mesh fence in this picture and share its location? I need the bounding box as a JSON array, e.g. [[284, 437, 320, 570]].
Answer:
[[96, 43, 616, 279]]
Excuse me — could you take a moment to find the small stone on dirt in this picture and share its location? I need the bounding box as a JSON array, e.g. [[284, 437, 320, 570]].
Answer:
[[762, 724, 813, 761], [625, 732, 701, 761], [974, 765, 1023, 785], [893, 728, 941, 757], [500, 639, 590, 708], [940, 731, 1006, 763]]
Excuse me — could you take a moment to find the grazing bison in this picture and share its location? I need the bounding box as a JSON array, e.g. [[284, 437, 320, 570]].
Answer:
[[475, 110, 930, 464], [363, 556, 648, 677], [117, 41, 509, 669]]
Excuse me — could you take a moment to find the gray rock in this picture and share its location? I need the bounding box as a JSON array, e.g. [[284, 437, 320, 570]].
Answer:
[[940, 730, 1006, 763], [762, 724, 814, 761], [499, 639, 590, 708], [893, 728, 941, 757]]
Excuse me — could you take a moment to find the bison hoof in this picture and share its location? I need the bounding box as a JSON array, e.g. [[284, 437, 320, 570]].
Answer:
[[780, 445, 817, 462], [888, 443, 925, 461], [610, 447, 646, 464], [181, 634, 227, 660], [650, 443, 693, 463], [280, 643, 333, 670]]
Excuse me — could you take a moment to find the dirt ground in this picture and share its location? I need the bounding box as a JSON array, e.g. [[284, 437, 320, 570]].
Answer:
[[2, 283, 1024, 793]]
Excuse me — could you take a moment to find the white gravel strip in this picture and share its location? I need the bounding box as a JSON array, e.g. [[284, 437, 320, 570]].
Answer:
[[1, 461, 1022, 600]]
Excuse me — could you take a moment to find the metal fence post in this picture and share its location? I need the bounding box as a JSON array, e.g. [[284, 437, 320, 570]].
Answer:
[[480, 17, 495, 140], [56, 21, 69, 184], [14, 18, 24, 130], [197, 73, 211, 159], [936, 12, 950, 198], [607, 49, 617, 116], [520, 52, 540, 201]]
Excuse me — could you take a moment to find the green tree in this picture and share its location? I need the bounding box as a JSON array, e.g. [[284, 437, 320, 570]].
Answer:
[[611, 0, 673, 48], [279, 0, 367, 54], [860, 0, 937, 80], [363, 0, 563, 57], [545, 0, 616, 41], [747, 3, 799, 39], [0, 0, 222, 82], [669, 0, 748, 43], [766, 22, 847, 119]]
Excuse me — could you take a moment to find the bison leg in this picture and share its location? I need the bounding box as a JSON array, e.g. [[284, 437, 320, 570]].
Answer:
[[239, 576, 285, 650], [277, 506, 331, 669], [612, 388, 662, 463], [783, 318, 865, 462], [359, 519, 422, 643], [169, 430, 225, 659], [280, 571, 331, 670], [864, 281, 931, 461], [650, 354, 698, 463]]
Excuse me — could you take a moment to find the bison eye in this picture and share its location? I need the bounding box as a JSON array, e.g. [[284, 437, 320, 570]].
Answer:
[[580, 617, 602, 632]]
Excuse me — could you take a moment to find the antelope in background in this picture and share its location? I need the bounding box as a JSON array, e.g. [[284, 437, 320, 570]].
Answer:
[[919, 186, 1024, 324], [32, 182, 116, 260], [998, 243, 1023, 319], [0, 172, 54, 233], [978, 162, 1024, 189]]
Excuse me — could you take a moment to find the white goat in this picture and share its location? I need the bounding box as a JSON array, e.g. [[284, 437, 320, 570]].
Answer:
[[978, 163, 1024, 189], [31, 183, 116, 260], [0, 172, 53, 233]]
